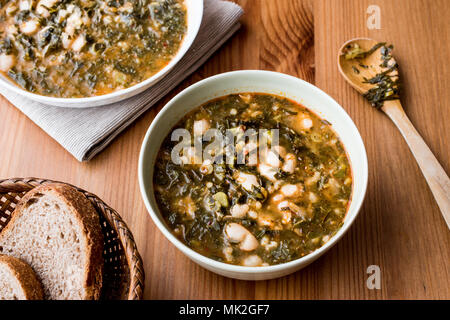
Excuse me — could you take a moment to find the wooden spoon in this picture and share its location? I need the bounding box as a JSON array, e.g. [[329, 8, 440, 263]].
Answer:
[[338, 37, 450, 229]]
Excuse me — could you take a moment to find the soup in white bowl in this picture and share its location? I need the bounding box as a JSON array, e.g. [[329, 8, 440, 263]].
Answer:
[[139, 70, 368, 280], [153, 92, 353, 267], [0, 0, 203, 107]]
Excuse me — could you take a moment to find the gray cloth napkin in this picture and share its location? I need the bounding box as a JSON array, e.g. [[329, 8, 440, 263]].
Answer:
[[0, 0, 243, 161]]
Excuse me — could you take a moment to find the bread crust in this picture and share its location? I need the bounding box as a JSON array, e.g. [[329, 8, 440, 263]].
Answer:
[[0, 254, 44, 300], [0, 183, 104, 300]]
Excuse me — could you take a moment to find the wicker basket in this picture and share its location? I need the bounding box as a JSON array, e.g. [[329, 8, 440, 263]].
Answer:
[[0, 178, 144, 300]]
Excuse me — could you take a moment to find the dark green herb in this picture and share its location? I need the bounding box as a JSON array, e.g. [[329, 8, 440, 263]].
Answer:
[[114, 62, 136, 75], [363, 44, 401, 109], [344, 41, 401, 109], [363, 69, 401, 108], [344, 42, 386, 60], [69, 61, 84, 77], [8, 68, 33, 91], [359, 63, 368, 69]]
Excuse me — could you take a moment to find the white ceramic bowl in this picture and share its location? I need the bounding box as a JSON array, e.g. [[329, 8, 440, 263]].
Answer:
[[139, 70, 368, 280], [0, 0, 203, 108]]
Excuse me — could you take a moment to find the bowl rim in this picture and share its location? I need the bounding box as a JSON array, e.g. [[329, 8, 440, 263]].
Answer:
[[0, 0, 203, 106], [138, 70, 368, 274]]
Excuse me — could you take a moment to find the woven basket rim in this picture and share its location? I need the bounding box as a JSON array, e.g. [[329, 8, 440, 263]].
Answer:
[[0, 177, 145, 300]]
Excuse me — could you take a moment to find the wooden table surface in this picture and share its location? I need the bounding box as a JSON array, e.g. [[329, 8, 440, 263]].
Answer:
[[0, 0, 449, 299]]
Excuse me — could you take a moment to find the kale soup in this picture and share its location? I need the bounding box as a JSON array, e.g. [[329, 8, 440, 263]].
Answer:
[[153, 93, 353, 267], [0, 0, 187, 98]]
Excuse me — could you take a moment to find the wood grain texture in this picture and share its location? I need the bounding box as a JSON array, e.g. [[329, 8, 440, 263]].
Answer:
[[315, 0, 450, 299], [382, 100, 450, 229], [0, 0, 448, 299]]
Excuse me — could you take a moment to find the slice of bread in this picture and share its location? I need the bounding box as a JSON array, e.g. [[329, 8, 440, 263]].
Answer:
[[0, 183, 103, 300], [0, 254, 44, 300]]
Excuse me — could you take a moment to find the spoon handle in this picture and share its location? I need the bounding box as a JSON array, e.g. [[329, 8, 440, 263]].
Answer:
[[382, 100, 450, 229]]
